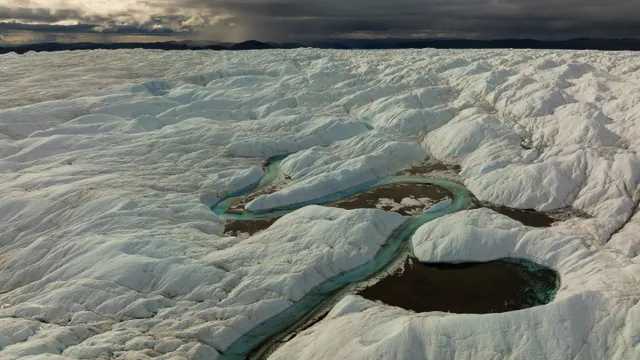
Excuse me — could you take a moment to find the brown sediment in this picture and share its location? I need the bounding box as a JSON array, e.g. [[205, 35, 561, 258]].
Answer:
[[396, 161, 461, 177], [483, 204, 592, 228], [222, 182, 286, 237], [225, 182, 455, 236], [223, 217, 282, 238], [358, 256, 557, 314], [330, 182, 453, 216], [485, 205, 556, 227]]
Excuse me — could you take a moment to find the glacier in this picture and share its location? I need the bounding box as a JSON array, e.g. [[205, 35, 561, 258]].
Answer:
[[0, 48, 639, 359]]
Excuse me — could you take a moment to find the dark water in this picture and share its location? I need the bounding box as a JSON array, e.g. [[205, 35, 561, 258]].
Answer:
[[330, 182, 452, 215], [212, 155, 560, 359], [224, 182, 453, 236], [486, 205, 557, 227], [358, 256, 559, 314], [224, 217, 282, 237]]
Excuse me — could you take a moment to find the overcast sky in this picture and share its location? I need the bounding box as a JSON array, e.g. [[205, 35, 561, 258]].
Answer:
[[1, 0, 639, 44]]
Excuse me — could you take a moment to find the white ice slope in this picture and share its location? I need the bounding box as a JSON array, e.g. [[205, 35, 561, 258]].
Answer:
[[0, 48, 639, 358], [272, 209, 639, 359]]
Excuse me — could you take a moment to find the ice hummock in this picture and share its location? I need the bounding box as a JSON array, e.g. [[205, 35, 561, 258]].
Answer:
[[0, 48, 639, 359]]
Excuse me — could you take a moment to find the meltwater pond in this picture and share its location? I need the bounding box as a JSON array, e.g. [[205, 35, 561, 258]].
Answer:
[[222, 182, 453, 237], [330, 182, 452, 215], [358, 256, 559, 314], [212, 160, 476, 358], [211, 155, 560, 359]]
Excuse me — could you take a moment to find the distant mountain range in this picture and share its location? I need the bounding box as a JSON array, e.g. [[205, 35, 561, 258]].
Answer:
[[3, 38, 640, 54]]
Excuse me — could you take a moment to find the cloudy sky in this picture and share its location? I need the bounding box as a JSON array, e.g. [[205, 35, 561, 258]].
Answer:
[[1, 0, 639, 44]]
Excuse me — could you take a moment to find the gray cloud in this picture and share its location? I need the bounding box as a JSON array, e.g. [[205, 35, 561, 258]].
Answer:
[[0, 5, 194, 43], [2, 0, 640, 43], [0, 6, 86, 23], [0, 22, 96, 34], [0, 21, 179, 34], [207, 0, 640, 40]]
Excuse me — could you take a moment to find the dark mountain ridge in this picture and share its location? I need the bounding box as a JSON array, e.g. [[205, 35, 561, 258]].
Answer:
[[3, 38, 640, 54]]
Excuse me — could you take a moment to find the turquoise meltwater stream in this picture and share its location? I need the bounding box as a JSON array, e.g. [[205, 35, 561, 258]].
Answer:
[[211, 156, 473, 359]]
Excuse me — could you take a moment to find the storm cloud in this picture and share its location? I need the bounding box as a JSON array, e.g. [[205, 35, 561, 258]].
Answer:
[[1, 0, 639, 43]]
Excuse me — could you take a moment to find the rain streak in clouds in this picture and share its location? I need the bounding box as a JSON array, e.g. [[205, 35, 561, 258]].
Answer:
[[1, 0, 639, 43]]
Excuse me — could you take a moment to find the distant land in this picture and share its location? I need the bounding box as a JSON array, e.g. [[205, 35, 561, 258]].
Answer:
[[3, 38, 640, 54]]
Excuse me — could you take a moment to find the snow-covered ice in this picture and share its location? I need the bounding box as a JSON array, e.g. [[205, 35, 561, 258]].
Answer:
[[273, 209, 638, 359], [0, 48, 639, 358]]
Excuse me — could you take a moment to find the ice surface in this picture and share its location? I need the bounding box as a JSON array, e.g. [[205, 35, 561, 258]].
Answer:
[[246, 131, 426, 212], [273, 209, 638, 359], [0, 48, 639, 358]]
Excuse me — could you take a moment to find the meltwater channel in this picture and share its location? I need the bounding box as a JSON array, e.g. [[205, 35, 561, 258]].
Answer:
[[210, 154, 557, 359]]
